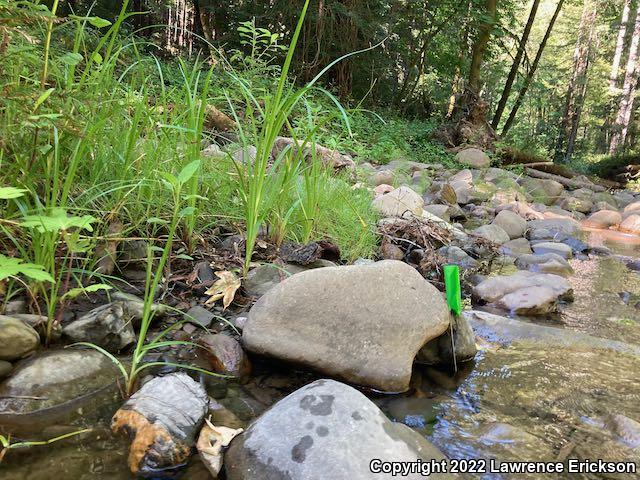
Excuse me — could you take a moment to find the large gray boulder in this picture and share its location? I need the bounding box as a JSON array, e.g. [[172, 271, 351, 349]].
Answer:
[[472, 224, 510, 245], [0, 315, 39, 361], [242, 260, 450, 392], [224, 379, 452, 480], [416, 314, 477, 366]]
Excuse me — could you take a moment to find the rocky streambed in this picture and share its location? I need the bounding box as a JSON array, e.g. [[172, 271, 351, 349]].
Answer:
[[1, 151, 640, 479]]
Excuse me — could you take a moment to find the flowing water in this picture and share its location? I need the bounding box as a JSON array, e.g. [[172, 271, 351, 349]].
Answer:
[[2, 229, 639, 479]]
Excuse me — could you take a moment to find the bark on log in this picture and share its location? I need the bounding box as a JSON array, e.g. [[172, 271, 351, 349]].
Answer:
[[524, 168, 606, 192]]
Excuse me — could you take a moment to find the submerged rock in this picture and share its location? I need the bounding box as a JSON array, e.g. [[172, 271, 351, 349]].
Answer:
[[112, 372, 208, 476], [0, 315, 39, 361], [242, 260, 450, 392], [532, 241, 573, 259], [200, 334, 251, 378], [416, 314, 477, 366], [515, 253, 574, 277], [0, 350, 120, 437], [0, 360, 12, 379], [224, 379, 452, 480], [473, 271, 573, 315], [62, 302, 135, 352]]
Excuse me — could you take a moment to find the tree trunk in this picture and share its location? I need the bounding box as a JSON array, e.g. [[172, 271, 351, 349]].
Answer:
[[491, 0, 540, 130], [554, 0, 597, 163], [502, 0, 564, 135], [609, 0, 632, 90], [467, 0, 497, 93], [446, 0, 472, 118], [609, 5, 640, 155]]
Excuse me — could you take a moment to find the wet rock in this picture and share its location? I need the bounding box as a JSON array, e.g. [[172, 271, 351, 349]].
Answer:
[[492, 210, 526, 239], [200, 334, 251, 378], [532, 241, 573, 259], [184, 305, 214, 328], [499, 238, 532, 256], [0, 350, 120, 437], [372, 186, 423, 218], [473, 271, 573, 315], [605, 414, 640, 449], [527, 217, 581, 239], [242, 260, 450, 392], [479, 422, 539, 444], [437, 246, 478, 270], [0, 360, 12, 378], [224, 379, 451, 480], [472, 224, 510, 245], [62, 302, 135, 352], [112, 292, 167, 321], [584, 209, 622, 228], [515, 253, 574, 277], [112, 372, 209, 476], [455, 148, 490, 168], [619, 214, 640, 235], [416, 314, 477, 366], [0, 315, 39, 361]]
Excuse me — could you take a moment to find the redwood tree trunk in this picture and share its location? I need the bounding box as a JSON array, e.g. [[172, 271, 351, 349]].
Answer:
[[609, 0, 632, 90], [555, 0, 597, 163], [502, 0, 564, 135], [467, 0, 497, 93], [609, 4, 640, 155], [491, 0, 540, 129]]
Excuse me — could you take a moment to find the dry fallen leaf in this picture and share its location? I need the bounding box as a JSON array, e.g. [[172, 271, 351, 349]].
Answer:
[[204, 270, 241, 309], [196, 419, 243, 477]]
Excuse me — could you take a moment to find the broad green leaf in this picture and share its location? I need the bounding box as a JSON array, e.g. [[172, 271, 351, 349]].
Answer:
[[0, 255, 53, 283], [59, 52, 83, 66], [146, 217, 169, 225], [87, 16, 112, 28], [90, 52, 103, 65], [34, 88, 55, 111], [21, 208, 97, 233], [61, 283, 112, 301], [178, 206, 196, 217], [0, 187, 28, 199], [177, 160, 201, 184]]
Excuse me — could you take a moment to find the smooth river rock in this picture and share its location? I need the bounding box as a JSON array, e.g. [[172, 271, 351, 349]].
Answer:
[[0, 349, 120, 437], [472, 271, 573, 315], [0, 315, 39, 361], [242, 260, 450, 392], [62, 302, 135, 352], [371, 186, 424, 218], [224, 379, 452, 480]]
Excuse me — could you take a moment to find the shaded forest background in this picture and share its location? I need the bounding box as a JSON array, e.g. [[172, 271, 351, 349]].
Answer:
[[52, 0, 640, 172]]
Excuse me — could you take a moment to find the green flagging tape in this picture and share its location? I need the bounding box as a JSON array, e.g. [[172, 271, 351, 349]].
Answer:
[[443, 264, 462, 316]]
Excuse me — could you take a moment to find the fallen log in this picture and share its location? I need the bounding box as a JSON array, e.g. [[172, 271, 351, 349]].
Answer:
[[524, 168, 606, 192], [521, 162, 576, 179]]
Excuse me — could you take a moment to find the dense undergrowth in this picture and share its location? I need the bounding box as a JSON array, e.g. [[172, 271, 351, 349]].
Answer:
[[0, 0, 465, 340]]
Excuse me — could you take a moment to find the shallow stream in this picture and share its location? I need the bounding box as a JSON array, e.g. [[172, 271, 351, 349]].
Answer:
[[2, 230, 639, 479]]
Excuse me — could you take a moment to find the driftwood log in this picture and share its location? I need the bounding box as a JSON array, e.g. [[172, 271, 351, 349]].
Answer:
[[523, 168, 606, 192]]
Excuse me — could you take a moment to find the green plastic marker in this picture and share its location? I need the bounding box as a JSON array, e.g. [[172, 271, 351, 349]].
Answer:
[[443, 264, 462, 316]]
